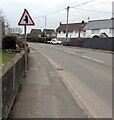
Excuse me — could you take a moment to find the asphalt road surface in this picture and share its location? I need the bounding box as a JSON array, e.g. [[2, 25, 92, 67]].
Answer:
[[29, 43, 112, 118]]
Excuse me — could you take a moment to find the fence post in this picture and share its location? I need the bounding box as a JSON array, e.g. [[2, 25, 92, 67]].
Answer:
[[0, 20, 2, 120]]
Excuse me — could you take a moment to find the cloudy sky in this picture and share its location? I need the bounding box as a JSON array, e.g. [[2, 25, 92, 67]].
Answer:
[[0, 0, 113, 33]]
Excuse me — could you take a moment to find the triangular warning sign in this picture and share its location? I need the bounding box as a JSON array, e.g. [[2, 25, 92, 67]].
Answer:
[[18, 9, 35, 26]]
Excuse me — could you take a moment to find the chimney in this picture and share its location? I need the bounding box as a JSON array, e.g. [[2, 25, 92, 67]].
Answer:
[[82, 20, 84, 24], [60, 22, 62, 26]]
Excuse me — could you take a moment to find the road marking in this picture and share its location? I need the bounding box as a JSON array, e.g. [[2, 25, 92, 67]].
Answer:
[[65, 51, 71, 54], [72, 52, 76, 55], [65, 51, 75, 55], [73, 49, 83, 52], [83, 56, 105, 63]]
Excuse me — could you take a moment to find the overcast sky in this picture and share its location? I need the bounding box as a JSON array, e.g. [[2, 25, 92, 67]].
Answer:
[[0, 0, 113, 33]]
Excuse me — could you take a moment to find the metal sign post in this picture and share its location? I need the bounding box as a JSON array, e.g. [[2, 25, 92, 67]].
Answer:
[[18, 9, 35, 77], [24, 25, 27, 77]]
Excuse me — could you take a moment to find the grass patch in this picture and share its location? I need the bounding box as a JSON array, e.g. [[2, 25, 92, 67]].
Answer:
[[0, 53, 2, 65], [2, 52, 16, 65]]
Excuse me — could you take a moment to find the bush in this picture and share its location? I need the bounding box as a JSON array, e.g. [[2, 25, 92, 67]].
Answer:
[[16, 37, 25, 48], [2, 36, 16, 49], [27, 37, 45, 43]]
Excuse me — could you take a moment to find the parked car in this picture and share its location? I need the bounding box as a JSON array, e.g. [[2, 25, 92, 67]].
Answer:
[[47, 40, 51, 44], [57, 40, 62, 45], [50, 39, 62, 45]]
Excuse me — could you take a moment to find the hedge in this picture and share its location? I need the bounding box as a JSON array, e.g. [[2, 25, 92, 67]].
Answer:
[[2, 36, 16, 49]]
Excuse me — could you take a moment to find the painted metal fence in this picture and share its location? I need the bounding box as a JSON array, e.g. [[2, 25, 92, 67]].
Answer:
[[63, 37, 114, 51], [2, 51, 25, 119], [82, 37, 113, 51]]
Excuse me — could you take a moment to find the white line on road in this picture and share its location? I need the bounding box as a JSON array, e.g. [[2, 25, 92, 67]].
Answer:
[[73, 49, 83, 52], [65, 51, 75, 55], [72, 52, 76, 55], [83, 56, 105, 63]]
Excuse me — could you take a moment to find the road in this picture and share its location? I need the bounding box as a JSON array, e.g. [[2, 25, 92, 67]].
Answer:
[[29, 43, 112, 118]]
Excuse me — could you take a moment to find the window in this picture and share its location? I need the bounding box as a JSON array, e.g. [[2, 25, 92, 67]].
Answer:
[[109, 29, 114, 33], [69, 30, 73, 33], [63, 31, 66, 34], [58, 31, 61, 34], [74, 31, 77, 33], [91, 29, 100, 34]]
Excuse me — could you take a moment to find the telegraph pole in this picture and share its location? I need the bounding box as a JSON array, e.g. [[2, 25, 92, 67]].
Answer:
[[44, 16, 47, 43], [66, 6, 70, 45], [45, 16, 47, 30]]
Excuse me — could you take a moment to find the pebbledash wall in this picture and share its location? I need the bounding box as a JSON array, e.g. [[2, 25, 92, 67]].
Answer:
[[1, 51, 26, 119]]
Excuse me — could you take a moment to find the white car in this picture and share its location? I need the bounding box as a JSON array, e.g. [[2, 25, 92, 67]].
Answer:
[[57, 40, 62, 45], [50, 39, 62, 45]]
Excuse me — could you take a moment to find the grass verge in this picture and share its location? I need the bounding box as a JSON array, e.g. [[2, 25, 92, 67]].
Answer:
[[2, 52, 16, 65]]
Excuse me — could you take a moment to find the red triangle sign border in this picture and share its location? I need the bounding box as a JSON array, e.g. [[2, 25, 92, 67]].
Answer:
[[18, 9, 35, 26]]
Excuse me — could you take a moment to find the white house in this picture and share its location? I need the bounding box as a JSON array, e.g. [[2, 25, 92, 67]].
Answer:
[[83, 18, 114, 38], [56, 21, 86, 41]]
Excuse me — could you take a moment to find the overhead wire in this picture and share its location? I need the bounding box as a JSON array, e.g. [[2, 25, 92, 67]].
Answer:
[[33, 8, 66, 19], [34, 0, 95, 18], [70, 0, 95, 8], [8, 0, 112, 25], [72, 7, 112, 14]]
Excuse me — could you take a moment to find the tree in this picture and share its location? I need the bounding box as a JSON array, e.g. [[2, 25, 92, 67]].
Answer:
[[0, 9, 5, 21], [0, 9, 5, 37], [0, 9, 23, 36]]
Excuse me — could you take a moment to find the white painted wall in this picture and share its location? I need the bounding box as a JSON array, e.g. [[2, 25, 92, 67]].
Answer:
[[57, 30, 85, 39], [85, 29, 114, 38]]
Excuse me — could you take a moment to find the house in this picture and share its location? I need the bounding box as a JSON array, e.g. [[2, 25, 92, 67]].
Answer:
[[30, 29, 43, 38], [83, 18, 114, 38], [43, 29, 56, 39], [56, 21, 86, 41]]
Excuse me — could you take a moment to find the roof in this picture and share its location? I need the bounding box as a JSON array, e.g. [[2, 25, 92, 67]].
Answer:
[[43, 29, 55, 34], [30, 29, 42, 35], [83, 19, 114, 30], [56, 22, 86, 31]]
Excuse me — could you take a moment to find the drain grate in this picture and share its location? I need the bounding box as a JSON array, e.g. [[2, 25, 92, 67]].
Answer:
[[57, 68, 64, 71]]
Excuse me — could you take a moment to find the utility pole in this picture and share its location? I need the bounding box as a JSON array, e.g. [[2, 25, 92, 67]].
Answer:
[[45, 16, 47, 30], [66, 6, 70, 45]]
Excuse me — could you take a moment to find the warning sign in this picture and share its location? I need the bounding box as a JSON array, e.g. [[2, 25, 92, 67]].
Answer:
[[18, 9, 35, 26]]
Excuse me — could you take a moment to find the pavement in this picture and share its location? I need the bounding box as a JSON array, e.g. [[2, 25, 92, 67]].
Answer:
[[8, 49, 87, 118]]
